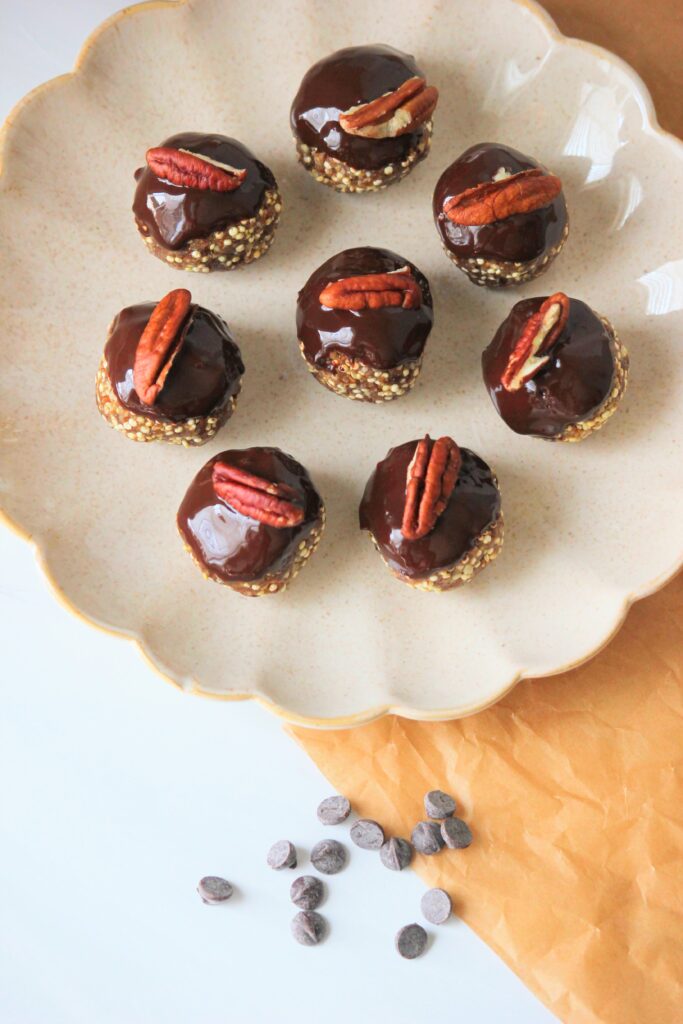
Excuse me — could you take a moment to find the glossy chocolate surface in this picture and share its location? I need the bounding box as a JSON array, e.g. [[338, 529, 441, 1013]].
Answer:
[[433, 143, 567, 263], [482, 296, 616, 437], [104, 302, 243, 422], [297, 247, 433, 370], [359, 441, 500, 580], [291, 45, 428, 171], [133, 132, 276, 250], [177, 448, 322, 583]]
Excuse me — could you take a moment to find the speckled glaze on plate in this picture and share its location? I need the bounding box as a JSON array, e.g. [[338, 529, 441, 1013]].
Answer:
[[0, 0, 681, 726]]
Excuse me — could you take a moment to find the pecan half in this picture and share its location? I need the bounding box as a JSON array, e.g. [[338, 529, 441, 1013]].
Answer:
[[133, 288, 192, 406], [339, 76, 438, 139], [443, 168, 562, 225], [319, 267, 421, 311], [146, 147, 247, 192], [212, 462, 305, 528], [402, 436, 462, 541], [501, 292, 570, 391]]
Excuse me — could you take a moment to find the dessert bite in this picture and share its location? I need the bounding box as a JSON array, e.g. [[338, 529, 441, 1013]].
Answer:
[[96, 289, 244, 446], [133, 132, 281, 271], [482, 292, 629, 441], [177, 448, 325, 596], [359, 436, 503, 590], [296, 246, 433, 402], [290, 45, 438, 193], [433, 142, 568, 286]]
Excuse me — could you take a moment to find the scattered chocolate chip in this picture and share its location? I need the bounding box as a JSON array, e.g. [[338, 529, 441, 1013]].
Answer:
[[317, 795, 351, 825], [197, 876, 233, 904], [291, 910, 326, 946], [440, 817, 473, 849], [421, 888, 452, 925], [350, 818, 385, 850], [267, 840, 297, 870], [379, 837, 413, 871], [311, 838, 347, 875], [424, 789, 457, 819], [395, 923, 428, 959], [290, 875, 324, 910], [411, 820, 445, 855]]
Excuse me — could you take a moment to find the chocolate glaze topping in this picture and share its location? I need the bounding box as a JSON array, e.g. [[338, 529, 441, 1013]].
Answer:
[[104, 302, 244, 422], [482, 296, 617, 437], [291, 45, 428, 171], [359, 441, 500, 580], [177, 448, 322, 583], [297, 247, 433, 371], [133, 132, 276, 250], [433, 143, 567, 263]]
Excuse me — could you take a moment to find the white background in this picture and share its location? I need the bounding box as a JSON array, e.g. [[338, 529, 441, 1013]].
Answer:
[[0, 3, 555, 1021]]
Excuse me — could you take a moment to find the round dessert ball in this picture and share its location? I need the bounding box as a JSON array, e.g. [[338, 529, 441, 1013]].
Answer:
[[133, 132, 281, 271], [359, 436, 503, 591], [290, 45, 438, 193], [95, 288, 244, 446], [296, 247, 433, 402], [177, 447, 325, 596], [482, 292, 629, 441], [433, 142, 568, 287]]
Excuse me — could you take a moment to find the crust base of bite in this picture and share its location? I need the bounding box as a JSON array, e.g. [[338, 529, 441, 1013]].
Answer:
[[442, 219, 569, 287], [179, 509, 325, 596], [298, 342, 422, 403], [293, 124, 433, 193], [135, 187, 282, 272], [95, 356, 238, 446], [554, 320, 629, 442]]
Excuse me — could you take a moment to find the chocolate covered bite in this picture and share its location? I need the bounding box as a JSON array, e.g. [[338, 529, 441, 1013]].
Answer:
[[482, 292, 629, 441], [177, 448, 324, 596], [96, 289, 244, 446], [133, 132, 281, 271], [297, 247, 433, 402], [359, 436, 503, 591], [433, 143, 568, 287], [290, 45, 438, 193]]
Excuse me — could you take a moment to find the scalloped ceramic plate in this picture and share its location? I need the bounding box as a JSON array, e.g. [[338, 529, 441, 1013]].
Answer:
[[1, 0, 682, 726]]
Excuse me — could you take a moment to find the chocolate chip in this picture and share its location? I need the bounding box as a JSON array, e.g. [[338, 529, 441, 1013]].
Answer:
[[411, 820, 445, 855], [317, 795, 351, 825], [311, 838, 347, 875], [267, 840, 297, 870], [291, 910, 326, 946], [421, 888, 452, 925], [350, 818, 385, 850], [197, 876, 233, 904], [395, 923, 428, 959], [440, 817, 473, 849], [424, 789, 457, 819], [379, 837, 413, 871], [290, 875, 324, 910]]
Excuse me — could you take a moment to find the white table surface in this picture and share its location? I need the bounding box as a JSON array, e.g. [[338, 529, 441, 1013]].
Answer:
[[0, 3, 556, 1021]]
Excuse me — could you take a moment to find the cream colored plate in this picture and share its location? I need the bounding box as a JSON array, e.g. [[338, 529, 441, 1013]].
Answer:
[[1, 0, 682, 726]]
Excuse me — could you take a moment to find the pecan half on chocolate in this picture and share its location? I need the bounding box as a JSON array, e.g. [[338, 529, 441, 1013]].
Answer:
[[212, 462, 305, 528], [402, 436, 461, 541], [339, 76, 438, 139], [319, 268, 421, 310], [133, 288, 192, 406], [501, 292, 570, 391], [146, 147, 247, 192], [443, 168, 562, 226]]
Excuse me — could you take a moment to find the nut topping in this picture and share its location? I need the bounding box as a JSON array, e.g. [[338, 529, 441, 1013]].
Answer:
[[501, 292, 570, 391], [133, 288, 192, 406], [443, 168, 562, 226], [319, 268, 421, 311], [402, 436, 461, 541], [212, 462, 305, 528], [339, 76, 438, 139], [146, 147, 247, 192]]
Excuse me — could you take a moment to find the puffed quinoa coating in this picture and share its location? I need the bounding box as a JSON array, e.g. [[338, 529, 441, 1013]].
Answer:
[[293, 124, 433, 193], [440, 218, 570, 287], [298, 342, 422, 403]]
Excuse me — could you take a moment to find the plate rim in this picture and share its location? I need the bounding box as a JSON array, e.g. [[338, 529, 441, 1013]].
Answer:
[[1, 0, 681, 728]]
